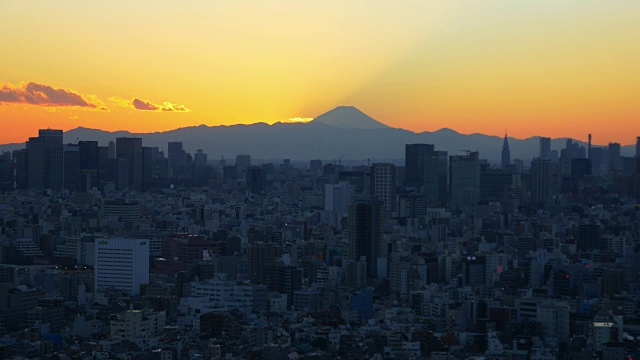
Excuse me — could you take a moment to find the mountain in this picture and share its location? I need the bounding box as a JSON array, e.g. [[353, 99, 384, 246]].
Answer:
[[1, 107, 635, 163], [310, 106, 389, 129]]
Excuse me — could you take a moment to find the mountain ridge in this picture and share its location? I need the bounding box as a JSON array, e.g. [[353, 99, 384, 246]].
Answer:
[[1, 107, 635, 163]]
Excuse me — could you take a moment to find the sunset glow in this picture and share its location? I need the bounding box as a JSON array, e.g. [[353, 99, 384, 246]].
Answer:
[[1, 1, 639, 144]]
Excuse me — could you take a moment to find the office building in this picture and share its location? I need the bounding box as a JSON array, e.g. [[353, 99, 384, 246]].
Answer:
[[449, 151, 480, 211], [423, 150, 448, 206], [405, 144, 435, 189], [78, 141, 99, 190], [168, 141, 186, 178], [94, 238, 150, 295], [636, 136, 640, 157], [246, 166, 267, 194], [370, 163, 396, 213], [539, 137, 551, 160], [531, 158, 553, 205], [348, 196, 383, 278], [27, 129, 63, 190], [608, 142, 621, 172], [63, 144, 81, 191], [235, 154, 251, 172], [115, 137, 143, 190]]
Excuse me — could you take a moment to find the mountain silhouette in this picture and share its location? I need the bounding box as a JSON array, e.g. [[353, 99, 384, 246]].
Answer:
[[0, 106, 634, 163], [310, 106, 389, 129]]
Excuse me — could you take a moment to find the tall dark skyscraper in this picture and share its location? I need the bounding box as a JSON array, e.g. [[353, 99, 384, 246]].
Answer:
[[608, 142, 621, 172], [348, 196, 383, 279], [423, 150, 448, 206], [63, 144, 80, 191], [168, 141, 186, 178], [636, 136, 640, 158], [78, 141, 99, 190], [501, 132, 510, 170], [531, 158, 553, 204], [449, 151, 480, 211], [27, 129, 63, 190], [116, 137, 143, 191], [539, 137, 551, 160], [405, 144, 435, 189]]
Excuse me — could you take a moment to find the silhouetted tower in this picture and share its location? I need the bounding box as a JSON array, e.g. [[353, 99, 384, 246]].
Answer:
[[27, 129, 63, 190], [588, 134, 592, 160], [501, 131, 510, 170], [348, 196, 383, 279], [405, 143, 434, 189], [531, 158, 553, 205], [115, 137, 143, 191], [539, 137, 551, 160], [636, 136, 640, 158]]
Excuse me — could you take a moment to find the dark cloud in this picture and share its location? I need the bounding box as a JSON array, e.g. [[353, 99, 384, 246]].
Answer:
[[111, 96, 190, 112], [0, 81, 105, 110], [132, 98, 159, 111]]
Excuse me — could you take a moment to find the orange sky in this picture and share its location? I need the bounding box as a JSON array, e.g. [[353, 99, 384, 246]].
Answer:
[[1, 1, 640, 145]]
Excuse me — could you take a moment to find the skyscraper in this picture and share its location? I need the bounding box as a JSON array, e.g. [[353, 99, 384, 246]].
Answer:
[[539, 137, 551, 160], [78, 141, 99, 190], [405, 144, 435, 189], [235, 154, 251, 172], [449, 151, 480, 211], [168, 141, 186, 178], [423, 150, 448, 206], [608, 142, 621, 172], [27, 129, 63, 190], [325, 181, 353, 217], [115, 137, 143, 190], [531, 158, 553, 204], [636, 136, 640, 158], [348, 196, 383, 279], [370, 163, 397, 214], [501, 132, 510, 170]]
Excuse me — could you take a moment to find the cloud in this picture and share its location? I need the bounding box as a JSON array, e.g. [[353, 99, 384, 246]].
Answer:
[[110, 96, 190, 112], [287, 117, 313, 123], [0, 81, 107, 110]]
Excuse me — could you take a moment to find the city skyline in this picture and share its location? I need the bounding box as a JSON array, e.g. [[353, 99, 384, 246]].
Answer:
[[2, 1, 640, 145]]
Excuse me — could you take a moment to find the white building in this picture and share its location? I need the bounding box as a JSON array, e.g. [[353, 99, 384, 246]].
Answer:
[[94, 238, 149, 295], [324, 181, 353, 217]]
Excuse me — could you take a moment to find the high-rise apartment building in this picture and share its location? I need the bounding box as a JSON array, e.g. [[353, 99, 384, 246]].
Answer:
[[325, 181, 353, 217], [94, 238, 149, 295]]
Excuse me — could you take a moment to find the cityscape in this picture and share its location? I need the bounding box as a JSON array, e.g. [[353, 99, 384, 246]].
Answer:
[[0, 124, 638, 359], [2, 1, 640, 360]]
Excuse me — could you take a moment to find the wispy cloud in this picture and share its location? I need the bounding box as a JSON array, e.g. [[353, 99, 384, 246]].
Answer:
[[0, 81, 107, 110], [110, 97, 190, 112]]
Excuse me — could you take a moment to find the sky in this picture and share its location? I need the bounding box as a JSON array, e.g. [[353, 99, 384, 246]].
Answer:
[[1, 0, 639, 145]]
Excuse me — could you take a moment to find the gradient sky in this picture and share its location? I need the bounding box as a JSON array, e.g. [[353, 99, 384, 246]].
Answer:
[[1, 1, 639, 145]]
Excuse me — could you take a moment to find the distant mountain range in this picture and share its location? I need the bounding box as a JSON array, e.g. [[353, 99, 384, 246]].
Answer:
[[1, 106, 635, 164]]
